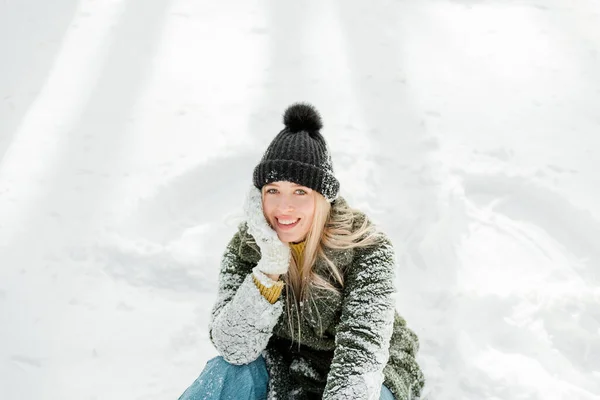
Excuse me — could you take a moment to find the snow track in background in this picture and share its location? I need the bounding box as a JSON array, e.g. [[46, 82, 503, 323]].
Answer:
[[0, 0, 126, 244]]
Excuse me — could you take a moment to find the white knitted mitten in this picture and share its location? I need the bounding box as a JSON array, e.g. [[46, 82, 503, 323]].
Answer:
[[244, 186, 290, 275]]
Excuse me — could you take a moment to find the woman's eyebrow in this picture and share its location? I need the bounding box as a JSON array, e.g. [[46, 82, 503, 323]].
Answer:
[[265, 183, 308, 189]]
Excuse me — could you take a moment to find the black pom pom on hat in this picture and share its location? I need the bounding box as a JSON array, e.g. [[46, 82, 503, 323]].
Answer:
[[283, 103, 323, 133], [253, 103, 340, 202]]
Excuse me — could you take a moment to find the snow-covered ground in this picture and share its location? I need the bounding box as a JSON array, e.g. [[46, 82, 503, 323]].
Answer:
[[1, 0, 599, 399]]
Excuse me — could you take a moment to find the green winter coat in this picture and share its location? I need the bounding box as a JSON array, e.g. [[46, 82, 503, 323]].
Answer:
[[209, 198, 425, 399]]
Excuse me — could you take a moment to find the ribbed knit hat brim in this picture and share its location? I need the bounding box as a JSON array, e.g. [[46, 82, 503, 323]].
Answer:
[[253, 159, 339, 202]]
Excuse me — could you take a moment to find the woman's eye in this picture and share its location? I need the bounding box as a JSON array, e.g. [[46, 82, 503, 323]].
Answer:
[[266, 188, 278, 194], [295, 189, 307, 195]]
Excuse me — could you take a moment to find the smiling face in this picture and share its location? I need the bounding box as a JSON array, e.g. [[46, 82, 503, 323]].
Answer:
[[261, 181, 316, 244]]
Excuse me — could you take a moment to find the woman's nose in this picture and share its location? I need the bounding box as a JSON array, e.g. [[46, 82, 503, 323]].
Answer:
[[276, 196, 295, 212]]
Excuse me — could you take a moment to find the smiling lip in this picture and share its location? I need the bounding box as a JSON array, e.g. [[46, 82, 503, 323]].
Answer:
[[276, 218, 300, 230]]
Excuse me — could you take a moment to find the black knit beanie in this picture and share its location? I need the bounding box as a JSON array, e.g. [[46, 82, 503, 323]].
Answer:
[[253, 103, 340, 202]]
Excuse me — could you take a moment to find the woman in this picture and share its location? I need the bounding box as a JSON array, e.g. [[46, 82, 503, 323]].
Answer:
[[179, 103, 425, 400]]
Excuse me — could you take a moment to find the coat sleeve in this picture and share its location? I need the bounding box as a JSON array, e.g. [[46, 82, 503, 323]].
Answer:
[[385, 313, 426, 400], [208, 228, 283, 365], [322, 236, 398, 400]]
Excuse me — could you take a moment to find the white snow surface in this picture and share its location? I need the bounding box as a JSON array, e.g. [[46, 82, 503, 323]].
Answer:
[[1, 0, 599, 399]]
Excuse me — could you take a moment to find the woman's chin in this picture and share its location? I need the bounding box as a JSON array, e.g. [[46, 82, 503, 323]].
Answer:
[[276, 231, 303, 244]]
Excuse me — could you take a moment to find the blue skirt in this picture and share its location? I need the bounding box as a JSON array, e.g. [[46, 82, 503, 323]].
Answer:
[[178, 355, 396, 400]]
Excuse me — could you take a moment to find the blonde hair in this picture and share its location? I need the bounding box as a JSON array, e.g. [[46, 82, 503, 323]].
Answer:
[[283, 192, 382, 343]]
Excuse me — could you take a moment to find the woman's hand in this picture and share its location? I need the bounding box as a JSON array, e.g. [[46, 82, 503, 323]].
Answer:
[[244, 186, 290, 276]]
